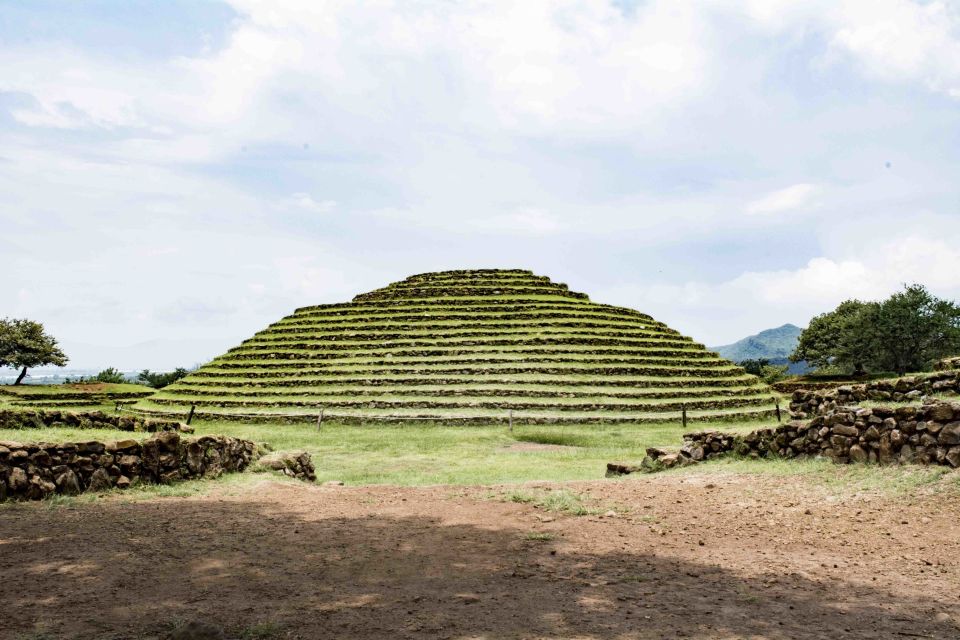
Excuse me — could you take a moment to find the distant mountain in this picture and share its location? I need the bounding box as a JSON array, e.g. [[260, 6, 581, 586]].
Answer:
[[711, 324, 807, 373]]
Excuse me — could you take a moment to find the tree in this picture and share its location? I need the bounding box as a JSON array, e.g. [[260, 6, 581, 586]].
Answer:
[[93, 367, 127, 384], [0, 318, 68, 385], [740, 358, 789, 384], [739, 358, 769, 376], [790, 300, 872, 375], [870, 284, 960, 375], [790, 285, 960, 376], [138, 367, 190, 389]]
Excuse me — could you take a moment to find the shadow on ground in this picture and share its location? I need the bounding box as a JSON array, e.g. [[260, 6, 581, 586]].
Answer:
[[0, 488, 956, 640]]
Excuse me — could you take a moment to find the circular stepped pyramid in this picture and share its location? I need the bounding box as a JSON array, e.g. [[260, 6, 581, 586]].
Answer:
[[134, 269, 777, 424]]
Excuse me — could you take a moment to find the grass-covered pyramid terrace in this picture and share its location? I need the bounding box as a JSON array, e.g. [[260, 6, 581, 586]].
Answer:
[[134, 269, 777, 424]]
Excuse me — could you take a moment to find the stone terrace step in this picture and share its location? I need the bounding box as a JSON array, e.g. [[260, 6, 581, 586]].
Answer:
[[182, 372, 758, 387], [224, 346, 712, 359], [132, 269, 774, 423], [161, 383, 770, 399], [147, 396, 773, 413], [134, 403, 778, 424]]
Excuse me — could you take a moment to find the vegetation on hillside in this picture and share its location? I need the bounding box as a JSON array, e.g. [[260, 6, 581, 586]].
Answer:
[[712, 324, 803, 362], [0, 317, 68, 385], [791, 284, 960, 375]]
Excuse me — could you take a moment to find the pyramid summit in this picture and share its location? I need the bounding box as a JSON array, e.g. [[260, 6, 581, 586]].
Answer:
[[135, 269, 776, 423]]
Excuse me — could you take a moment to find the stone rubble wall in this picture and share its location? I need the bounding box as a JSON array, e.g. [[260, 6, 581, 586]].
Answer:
[[633, 401, 960, 473], [0, 409, 190, 433], [789, 371, 960, 418], [935, 356, 960, 371], [771, 379, 849, 394], [0, 431, 259, 501]]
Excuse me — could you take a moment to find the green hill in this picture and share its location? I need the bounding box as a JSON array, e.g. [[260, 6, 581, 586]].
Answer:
[[712, 324, 803, 363], [133, 269, 776, 424]]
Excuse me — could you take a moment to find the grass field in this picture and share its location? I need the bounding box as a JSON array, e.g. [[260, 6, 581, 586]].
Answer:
[[4, 414, 957, 500]]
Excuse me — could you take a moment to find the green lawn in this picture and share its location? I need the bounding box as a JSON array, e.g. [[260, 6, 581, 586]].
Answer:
[[179, 418, 772, 485], [4, 415, 958, 502], [0, 416, 757, 486]]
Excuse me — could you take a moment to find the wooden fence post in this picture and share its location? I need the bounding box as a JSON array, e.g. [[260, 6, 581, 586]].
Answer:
[[681, 404, 687, 430], [317, 406, 324, 431], [509, 409, 513, 433], [775, 397, 782, 423], [186, 405, 196, 425]]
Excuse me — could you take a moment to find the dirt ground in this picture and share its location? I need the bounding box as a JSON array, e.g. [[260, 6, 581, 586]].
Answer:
[[1, 473, 959, 640]]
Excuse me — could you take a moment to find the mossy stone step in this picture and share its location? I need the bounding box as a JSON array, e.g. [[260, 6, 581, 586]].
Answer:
[[134, 403, 778, 425], [161, 384, 770, 399], [183, 372, 759, 387], [147, 395, 772, 412]]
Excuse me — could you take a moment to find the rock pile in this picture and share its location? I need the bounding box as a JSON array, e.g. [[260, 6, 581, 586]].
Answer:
[[629, 401, 960, 473], [0, 431, 259, 501], [935, 356, 960, 371], [0, 409, 189, 433], [255, 450, 316, 481], [789, 371, 960, 418]]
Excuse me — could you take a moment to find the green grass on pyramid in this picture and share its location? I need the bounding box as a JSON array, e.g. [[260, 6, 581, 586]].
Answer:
[[134, 269, 777, 424]]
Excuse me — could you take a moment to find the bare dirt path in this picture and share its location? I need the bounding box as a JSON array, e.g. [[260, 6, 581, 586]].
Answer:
[[1, 473, 958, 639]]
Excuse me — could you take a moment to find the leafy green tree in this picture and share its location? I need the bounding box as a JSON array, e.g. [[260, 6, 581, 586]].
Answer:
[[739, 358, 788, 384], [93, 367, 127, 384], [791, 285, 960, 375], [138, 367, 190, 389], [759, 363, 789, 384], [790, 300, 872, 375], [0, 318, 68, 385], [739, 359, 769, 376], [65, 367, 129, 384], [869, 284, 960, 375]]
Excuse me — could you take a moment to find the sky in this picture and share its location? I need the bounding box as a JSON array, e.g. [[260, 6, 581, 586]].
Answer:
[[2, 0, 960, 371]]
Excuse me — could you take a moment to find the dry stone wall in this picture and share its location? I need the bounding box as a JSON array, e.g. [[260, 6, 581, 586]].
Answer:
[[935, 356, 960, 371], [633, 401, 960, 472], [789, 371, 960, 418], [0, 431, 259, 501], [0, 409, 189, 433], [255, 450, 316, 481]]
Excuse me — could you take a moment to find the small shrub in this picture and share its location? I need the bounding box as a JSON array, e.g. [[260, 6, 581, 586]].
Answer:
[[138, 367, 191, 389], [66, 367, 127, 384], [505, 489, 595, 515]]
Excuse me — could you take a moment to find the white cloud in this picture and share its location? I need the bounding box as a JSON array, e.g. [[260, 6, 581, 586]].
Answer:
[[599, 233, 960, 345], [3, 0, 960, 367], [728, 0, 960, 99], [829, 0, 960, 97], [280, 193, 336, 213], [471, 208, 565, 235], [745, 183, 820, 216]]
